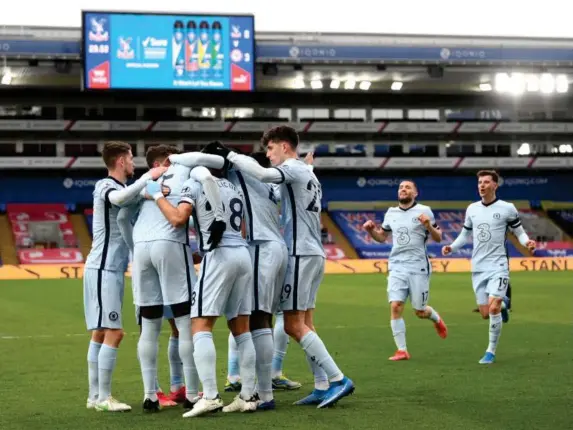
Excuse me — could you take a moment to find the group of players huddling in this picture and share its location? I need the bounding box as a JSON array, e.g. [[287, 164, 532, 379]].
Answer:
[[83, 125, 535, 416], [84, 126, 354, 416]]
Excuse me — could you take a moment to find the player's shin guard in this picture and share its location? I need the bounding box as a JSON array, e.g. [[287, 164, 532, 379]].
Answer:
[[487, 313, 503, 354], [272, 314, 289, 378], [138, 317, 162, 402], [252, 328, 274, 402], [235, 332, 257, 400], [87, 341, 102, 401], [227, 331, 240, 382], [174, 316, 200, 400], [193, 332, 219, 399], [98, 344, 118, 401], [301, 331, 344, 384], [167, 336, 184, 391]]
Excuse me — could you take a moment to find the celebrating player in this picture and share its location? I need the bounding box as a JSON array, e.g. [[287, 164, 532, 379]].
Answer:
[[363, 180, 448, 361], [84, 141, 167, 412], [117, 144, 195, 407], [152, 164, 258, 417], [198, 127, 355, 409], [132, 152, 224, 413], [442, 170, 536, 364]]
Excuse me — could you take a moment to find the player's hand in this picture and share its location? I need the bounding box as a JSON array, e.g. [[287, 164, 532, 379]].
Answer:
[[145, 181, 164, 201], [207, 219, 226, 249], [148, 165, 168, 180], [304, 151, 314, 165], [192, 253, 203, 264], [442, 245, 452, 256], [363, 220, 376, 231], [418, 213, 431, 229], [526, 240, 536, 253], [202, 140, 231, 158]]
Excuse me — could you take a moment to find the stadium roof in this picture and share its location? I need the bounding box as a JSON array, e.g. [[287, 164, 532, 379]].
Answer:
[[3, 0, 573, 38]]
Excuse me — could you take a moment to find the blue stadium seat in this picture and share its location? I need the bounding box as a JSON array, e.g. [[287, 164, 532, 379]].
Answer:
[[331, 209, 523, 259]]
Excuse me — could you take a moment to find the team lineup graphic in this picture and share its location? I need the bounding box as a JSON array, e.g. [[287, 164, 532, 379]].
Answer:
[[83, 127, 535, 416]]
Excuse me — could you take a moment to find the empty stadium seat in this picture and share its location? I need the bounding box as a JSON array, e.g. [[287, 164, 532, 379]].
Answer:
[[7, 203, 83, 264], [330, 209, 530, 259]]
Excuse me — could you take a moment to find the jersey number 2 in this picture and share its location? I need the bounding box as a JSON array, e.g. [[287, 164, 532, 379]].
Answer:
[[306, 180, 321, 213]]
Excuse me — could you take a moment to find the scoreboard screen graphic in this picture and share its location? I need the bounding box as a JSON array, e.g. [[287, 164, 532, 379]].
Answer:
[[82, 11, 255, 91]]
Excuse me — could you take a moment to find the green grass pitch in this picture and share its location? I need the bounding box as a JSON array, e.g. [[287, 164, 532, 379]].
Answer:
[[0, 272, 571, 430]]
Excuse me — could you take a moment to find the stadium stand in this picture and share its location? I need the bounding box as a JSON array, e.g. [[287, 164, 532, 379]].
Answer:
[[7, 203, 83, 264], [1, 18, 573, 430], [328, 208, 569, 259]]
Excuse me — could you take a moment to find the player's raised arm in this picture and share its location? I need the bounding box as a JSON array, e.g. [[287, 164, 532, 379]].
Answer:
[[303, 151, 315, 171], [189, 166, 224, 221], [363, 219, 390, 243], [146, 180, 192, 228], [419, 208, 442, 243], [168, 151, 228, 170], [107, 166, 168, 207], [507, 204, 536, 253], [226, 151, 286, 184]]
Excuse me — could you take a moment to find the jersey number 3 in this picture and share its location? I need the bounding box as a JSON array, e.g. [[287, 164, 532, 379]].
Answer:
[[306, 180, 321, 213]]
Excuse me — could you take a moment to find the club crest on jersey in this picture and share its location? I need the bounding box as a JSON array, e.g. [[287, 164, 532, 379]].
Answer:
[[493, 213, 501, 219], [412, 217, 420, 224]]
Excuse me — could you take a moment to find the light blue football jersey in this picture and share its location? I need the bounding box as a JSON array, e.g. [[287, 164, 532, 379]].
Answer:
[[381, 202, 436, 274], [274, 158, 325, 257], [228, 169, 284, 244], [133, 164, 191, 245], [462, 199, 521, 273], [180, 177, 247, 253], [85, 177, 131, 272]]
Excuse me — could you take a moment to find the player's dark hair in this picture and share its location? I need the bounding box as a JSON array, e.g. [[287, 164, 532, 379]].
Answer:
[[400, 179, 418, 191], [145, 144, 181, 168], [250, 151, 270, 168], [102, 141, 132, 168], [261, 125, 299, 150], [477, 170, 499, 183]]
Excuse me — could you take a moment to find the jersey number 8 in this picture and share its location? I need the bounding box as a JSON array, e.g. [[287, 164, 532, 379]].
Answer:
[[206, 197, 244, 232], [228, 197, 244, 232]]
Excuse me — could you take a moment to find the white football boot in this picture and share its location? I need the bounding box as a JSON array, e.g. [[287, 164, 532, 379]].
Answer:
[[95, 396, 132, 412], [182, 396, 224, 418]]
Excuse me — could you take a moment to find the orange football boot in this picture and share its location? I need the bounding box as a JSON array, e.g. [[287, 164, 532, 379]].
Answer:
[[168, 386, 186, 404], [157, 391, 177, 407], [388, 350, 411, 361], [434, 319, 448, 339]]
